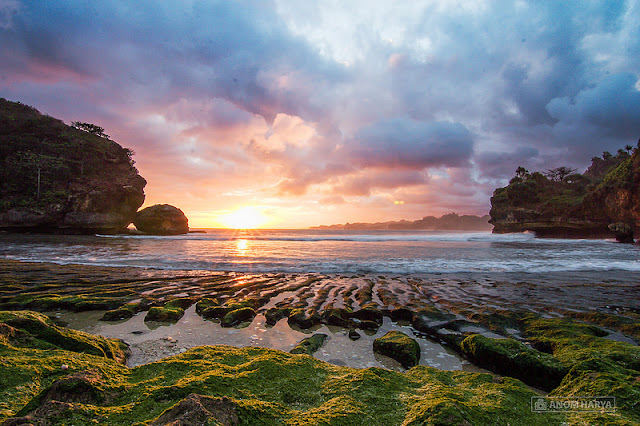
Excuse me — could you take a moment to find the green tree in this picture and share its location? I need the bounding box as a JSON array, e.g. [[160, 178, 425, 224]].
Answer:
[[71, 121, 110, 139]]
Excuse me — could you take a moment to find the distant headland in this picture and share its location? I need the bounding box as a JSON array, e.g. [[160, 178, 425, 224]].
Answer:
[[311, 213, 492, 231]]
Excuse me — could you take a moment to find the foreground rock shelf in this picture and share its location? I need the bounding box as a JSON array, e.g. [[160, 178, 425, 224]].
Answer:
[[0, 259, 639, 424]]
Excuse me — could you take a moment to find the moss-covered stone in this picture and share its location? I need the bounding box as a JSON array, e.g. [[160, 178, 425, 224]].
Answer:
[[220, 307, 256, 328], [287, 309, 319, 329], [460, 334, 567, 391], [290, 333, 328, 355], [264, 307, 291, 326], [521, 316, 640, 418], [100, 302, 141, 321], [322, 307, 353, 327], [373, 331, 420, 369], [0, 311, 129, 363], [352, 303, 383, 324], [194, 297, 219, 315], [145, 305, 185, 323]]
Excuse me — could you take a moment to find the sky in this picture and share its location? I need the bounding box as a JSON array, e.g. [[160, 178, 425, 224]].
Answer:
[[1, 0, 640, 228]]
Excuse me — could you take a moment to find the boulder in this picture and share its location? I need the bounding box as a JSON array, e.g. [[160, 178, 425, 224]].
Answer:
[[134, 204, 189, 235], [373, 331, 420, 369]]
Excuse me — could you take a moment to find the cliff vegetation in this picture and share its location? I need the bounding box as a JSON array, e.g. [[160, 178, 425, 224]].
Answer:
[[490, 142, 640, 239]]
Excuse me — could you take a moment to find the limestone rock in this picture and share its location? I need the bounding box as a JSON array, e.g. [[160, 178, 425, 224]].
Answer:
[[134, 204, 189, 235]]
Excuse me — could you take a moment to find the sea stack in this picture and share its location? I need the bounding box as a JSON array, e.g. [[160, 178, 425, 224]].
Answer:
[[133, 204, 189, 235]]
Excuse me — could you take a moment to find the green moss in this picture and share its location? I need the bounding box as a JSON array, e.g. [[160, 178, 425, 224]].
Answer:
[[290, 334, 328, 355], [288, 309, 319, 329], [0, 293, 123, 312], [100, 302, 141, 321], [220, 307, 256, 327], [264, 307, 291, 326], [2, 310, 577, 425], [460, 334, 567, 391], [0, 311, 128, 363], [195, 297, 219, 315], [522, 316, 640, 419], [373, 331, 420, 369], [145, 304, 185, 323]]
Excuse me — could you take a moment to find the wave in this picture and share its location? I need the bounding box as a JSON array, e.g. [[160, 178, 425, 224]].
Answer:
[[96, 231, 538, 243]]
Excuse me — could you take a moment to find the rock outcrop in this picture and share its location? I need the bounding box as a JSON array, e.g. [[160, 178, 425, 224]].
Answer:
[[373, 330, 420, 369], [490, 144, 640, 241], [133, 204, 189, 235], [0, 99, 146, 233]]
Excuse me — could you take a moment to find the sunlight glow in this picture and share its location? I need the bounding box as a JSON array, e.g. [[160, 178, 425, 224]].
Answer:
[[219, 206, 269, 229]]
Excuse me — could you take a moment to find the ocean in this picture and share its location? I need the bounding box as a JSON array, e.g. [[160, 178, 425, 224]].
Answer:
[[1, 229, 639, 276]]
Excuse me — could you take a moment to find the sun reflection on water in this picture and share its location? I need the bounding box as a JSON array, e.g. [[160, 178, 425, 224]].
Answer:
[[235, 239, 249, 256]]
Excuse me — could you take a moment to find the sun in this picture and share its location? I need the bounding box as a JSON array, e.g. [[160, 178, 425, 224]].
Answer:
[[219, 206, 269, 229]]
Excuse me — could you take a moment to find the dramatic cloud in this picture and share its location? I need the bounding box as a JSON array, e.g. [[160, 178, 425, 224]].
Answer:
[[349, 118, 474, 169], [1, 0, 639, 227]]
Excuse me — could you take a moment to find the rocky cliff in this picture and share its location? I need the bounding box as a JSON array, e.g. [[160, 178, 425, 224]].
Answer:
[[0, 99, 146, 233], [489, 144, 640, 240]]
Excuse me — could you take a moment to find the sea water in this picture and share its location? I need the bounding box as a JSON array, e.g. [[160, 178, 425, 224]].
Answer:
[[1, 229, 639, 275]]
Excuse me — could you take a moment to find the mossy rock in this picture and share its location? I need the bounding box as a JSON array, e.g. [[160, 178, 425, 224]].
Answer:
[[145, 305, 185, 323], [460, 334, 567, 391], [220, 307, 256, 327], [164, 297, 195, 310], [290, 333, 328, 355], [288, 309, 319, 329], [100, 302, 140, 321], [0, 310, 129, 363], [373, 331, 421, 369], [264, 307, 291, 326], [195, 298, 219, 315], [521, 316, 640, 416], [322, 308, 352, 327], [357, 320, 381, 332], [389, 307, 414, 322], [353, 303, 383, 324]]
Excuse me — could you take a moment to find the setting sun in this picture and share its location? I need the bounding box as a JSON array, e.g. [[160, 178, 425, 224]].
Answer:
[[219, 206, 269, 229]]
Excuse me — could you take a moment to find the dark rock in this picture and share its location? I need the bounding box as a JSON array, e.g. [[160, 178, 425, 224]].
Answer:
[[323, 308, 353, 327], [0, 99, 146, 234], [221, 307, 256, 327], [150, 394, 238, 426], [348, 329, 361, 341], [265, 307, 291, 326], [288, 309, 319, 329], [290, 333, 328, 355], [373, 331, 421, 369], [352, 304, 383, 324], [609, 222, 635, 243], [133, 204, 189, 235], [357, 320, 381, 331], [390, 308, 415, 322], [459, 334, 567, 391]]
